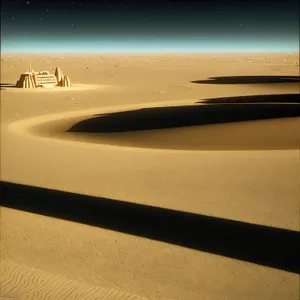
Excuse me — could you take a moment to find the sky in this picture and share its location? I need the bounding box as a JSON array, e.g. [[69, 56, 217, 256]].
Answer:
[[1, 0, 299, 52]]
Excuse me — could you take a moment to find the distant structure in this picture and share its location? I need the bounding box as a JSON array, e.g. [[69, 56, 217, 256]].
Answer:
[[16, 64, 72, 89], [55, 67, 64, 86]]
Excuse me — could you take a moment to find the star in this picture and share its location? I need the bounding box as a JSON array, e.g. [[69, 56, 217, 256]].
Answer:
[[40, 17, 43, 21], [26, 1, 30, 4], [12, 16, 15, 20]]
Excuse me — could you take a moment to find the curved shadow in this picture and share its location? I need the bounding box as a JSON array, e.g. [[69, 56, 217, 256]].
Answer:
[[1, 181, 299, 274], [191, 76, 300, 85], [68, 94, 300, 134]]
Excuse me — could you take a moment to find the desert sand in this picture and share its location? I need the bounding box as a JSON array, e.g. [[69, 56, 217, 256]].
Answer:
[[0, 52, 299, 299]]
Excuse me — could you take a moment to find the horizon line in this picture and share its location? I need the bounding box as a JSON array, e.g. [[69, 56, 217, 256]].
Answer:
[[2, 50, 299, 54]]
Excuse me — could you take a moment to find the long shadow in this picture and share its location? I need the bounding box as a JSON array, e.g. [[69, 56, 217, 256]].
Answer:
[[0, 83, 17, 90], [191, 76, 300, 85], [198, 94, 300, 104], [0, 83, 16, 88], [68, 94, 299, 133], [0, 181, 299, 274]]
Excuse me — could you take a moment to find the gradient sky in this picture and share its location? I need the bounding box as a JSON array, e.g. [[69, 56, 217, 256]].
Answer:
[[1, 0, 299, 52]]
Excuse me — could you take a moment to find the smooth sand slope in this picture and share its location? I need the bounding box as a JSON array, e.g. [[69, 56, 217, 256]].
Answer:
[[1, 53, 299, 300], [26, 94, 300, 151]]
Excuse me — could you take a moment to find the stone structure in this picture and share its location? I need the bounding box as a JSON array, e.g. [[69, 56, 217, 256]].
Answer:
[[55, 67, 64, 86], [62, 76, 71, 87], [22, 74, 35, 88], [16, 66, 71, 89]]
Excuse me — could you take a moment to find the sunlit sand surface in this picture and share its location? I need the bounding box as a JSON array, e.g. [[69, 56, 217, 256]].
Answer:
[[1, 52, 299, 300]]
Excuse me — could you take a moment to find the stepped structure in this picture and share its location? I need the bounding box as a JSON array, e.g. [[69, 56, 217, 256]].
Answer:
[[16, 64, 72, 89]]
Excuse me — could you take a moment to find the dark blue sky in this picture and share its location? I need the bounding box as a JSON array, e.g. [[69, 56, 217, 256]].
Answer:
[[1, 0, 299, 52]]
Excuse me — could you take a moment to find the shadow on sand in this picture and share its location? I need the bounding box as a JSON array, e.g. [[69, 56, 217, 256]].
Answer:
[[191, 76, 300, 85], [0, 83, 16, 89], [68, 94, 299, 133], [1, 181, 299, 274], [198, 93, 300, 104]]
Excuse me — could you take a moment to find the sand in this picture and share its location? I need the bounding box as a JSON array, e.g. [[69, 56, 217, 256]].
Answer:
[[0, 52, 299, 300]]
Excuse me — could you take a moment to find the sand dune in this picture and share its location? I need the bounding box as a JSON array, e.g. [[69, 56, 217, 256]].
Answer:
[[15, 100, 300, 151], [1, 53, 299, 300], [64, 95, 299, 150], [8, 93, 300, 151], [63, 117, 300, 151]]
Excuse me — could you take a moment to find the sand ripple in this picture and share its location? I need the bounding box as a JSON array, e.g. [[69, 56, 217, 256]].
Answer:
[[1, 259, 148, 300]]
